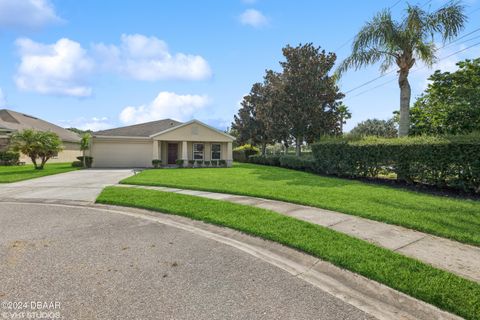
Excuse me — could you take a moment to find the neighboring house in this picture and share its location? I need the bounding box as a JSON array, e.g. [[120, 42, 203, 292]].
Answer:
[[0, 109, 81, 163], [91, 119, 235, 168]]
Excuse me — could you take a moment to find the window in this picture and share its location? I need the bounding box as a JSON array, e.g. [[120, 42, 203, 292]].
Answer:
[[193, 143, 204, 160], [211, 144, 221, 160]]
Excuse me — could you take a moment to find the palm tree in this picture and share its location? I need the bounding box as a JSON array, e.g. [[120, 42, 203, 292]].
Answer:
[[337, 103, 351, 134], [337, 2, 466, 137], [80, 133, 91, 168]]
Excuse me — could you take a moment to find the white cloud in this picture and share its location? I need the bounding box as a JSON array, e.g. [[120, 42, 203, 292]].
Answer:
[[59, 117, 113, 131], [239, 9, 268, 28], [93, 34, 212, 81], [14, 38, 94, 97], [0, 0, 62, 29], [0, 88, 6, 107], [119, 91, 210, 124]]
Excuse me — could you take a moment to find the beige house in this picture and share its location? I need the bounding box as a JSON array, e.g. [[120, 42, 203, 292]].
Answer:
[[91, 119, 234, 168], [0, 109, 81, 163]]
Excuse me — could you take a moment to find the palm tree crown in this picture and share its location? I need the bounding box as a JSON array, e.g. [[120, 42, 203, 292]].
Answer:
[[338, 2, 466, 137]]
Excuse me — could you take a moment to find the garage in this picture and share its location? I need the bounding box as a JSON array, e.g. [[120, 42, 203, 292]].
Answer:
[[91, 138, 152, 168]]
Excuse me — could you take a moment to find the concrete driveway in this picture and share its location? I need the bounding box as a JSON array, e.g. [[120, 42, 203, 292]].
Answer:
[[0, 202, 373, 320], [0, 169, 133, 203]]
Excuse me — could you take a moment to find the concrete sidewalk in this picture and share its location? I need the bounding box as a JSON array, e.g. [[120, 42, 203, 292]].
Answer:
[[120, 184, 480, 283]]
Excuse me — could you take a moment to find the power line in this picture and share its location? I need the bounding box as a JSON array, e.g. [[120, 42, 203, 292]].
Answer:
[[342, 7, 480, 95], [344, 40, 480, 100]]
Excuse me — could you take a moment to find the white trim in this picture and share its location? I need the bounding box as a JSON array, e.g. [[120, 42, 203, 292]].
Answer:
[[149, 119, 236, 140]]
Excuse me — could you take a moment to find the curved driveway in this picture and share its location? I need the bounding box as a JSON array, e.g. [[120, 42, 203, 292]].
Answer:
[[0, 202, 373, 320]]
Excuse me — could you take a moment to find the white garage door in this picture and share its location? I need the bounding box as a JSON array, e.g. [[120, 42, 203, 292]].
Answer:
[[91, 140, 152, 168]]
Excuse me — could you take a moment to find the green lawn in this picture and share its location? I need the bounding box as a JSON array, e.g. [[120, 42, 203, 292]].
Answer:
[[0, 163, 78, 183], [96, 186, 480, 320], [122, 163, 480, 246]]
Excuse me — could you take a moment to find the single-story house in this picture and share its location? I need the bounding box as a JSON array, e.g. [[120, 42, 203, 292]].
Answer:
[[91, 119, 235, 168], [0, 109, 81, 163]]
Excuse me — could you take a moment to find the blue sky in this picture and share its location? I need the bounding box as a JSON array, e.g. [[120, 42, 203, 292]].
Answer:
[[0, 0, 479, 132]]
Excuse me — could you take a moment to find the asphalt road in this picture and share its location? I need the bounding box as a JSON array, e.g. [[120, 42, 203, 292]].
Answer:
[[0, 202, 373, 320]]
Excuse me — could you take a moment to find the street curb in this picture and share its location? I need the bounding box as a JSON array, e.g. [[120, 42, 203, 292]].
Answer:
[[0, 200, 462, 320]]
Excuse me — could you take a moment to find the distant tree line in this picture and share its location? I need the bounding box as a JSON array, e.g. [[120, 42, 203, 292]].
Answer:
[[232, 43, 345, 156]]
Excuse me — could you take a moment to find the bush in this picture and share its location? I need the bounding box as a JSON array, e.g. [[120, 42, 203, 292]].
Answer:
[[312, 134, 480, 193], [196, 160, 203, 167], [188, 160, 195, 167], [219, 160, 226, 167], [176, 159, 184, 167], [71, 161, 83, 167], [152, 159, 162, 168], [211, 160, 218, 167], [249, 155, 281, 166], [0, 151, 20, 166], [279, 155, 316, 172], [204, 160, 211, 166], [76, 156, 93, 168], [233, 144, 260, 162]]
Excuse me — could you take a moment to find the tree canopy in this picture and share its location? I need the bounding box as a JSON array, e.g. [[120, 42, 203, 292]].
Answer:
[[349, 118, 398, 138], [11, 129, 63, 169], [232, 43, 344, 156], [410, 58, 480, 135]]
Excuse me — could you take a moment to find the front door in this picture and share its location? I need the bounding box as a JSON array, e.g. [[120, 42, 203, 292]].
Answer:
[[167, 143, 178, 164]]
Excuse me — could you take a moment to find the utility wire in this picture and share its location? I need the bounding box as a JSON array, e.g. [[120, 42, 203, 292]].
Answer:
[[345, 40, 480, 100], [343, 7, 480, 95]]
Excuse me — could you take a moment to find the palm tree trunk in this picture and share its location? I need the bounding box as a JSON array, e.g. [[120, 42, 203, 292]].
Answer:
[[398, 69, 411, 137], [82, 150, 86, 168]]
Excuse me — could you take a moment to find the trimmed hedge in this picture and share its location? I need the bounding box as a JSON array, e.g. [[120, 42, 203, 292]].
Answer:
[[0, 151, 20, 165], [249, 154, 316, 172], [233, 144, 260, 162], [312, 135, 480, 193]]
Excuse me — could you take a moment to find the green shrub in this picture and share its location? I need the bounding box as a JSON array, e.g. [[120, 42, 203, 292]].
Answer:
[[175, 159, 184, 167], [233, 144, 260, 162], [204, 160, 211, 166], [219, 159, 227, 166], [211, 160, 218, 167], [279, 155, 316, 172], [312, 134, 480, 193], [196, 160, 203, 167], [152, 159, 162, 168], [71, 161, 83, 167], [76, 156, 93, 168], [0, 151, 20, 166], [188, 160, 195, 167], [249, 154, 281, 166]]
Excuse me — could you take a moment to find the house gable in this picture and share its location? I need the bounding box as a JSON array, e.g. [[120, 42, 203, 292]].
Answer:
[[150, 120, 235, 142]]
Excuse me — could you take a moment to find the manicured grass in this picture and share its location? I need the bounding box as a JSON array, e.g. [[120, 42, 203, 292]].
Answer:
[[0, 163, 78, 183], [97, 186, 480, 320], [121, 163, 480, 246]]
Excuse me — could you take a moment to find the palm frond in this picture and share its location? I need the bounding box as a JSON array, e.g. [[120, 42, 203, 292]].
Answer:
[[426, 1, 466, 41]]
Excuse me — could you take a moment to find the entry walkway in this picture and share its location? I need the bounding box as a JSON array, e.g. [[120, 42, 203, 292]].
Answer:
[[119, 184, 480, 283]]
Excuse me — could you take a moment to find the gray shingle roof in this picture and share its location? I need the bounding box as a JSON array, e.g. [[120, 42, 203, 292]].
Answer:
[[0, 109, 80, 143], [94, 119, 183, 137]]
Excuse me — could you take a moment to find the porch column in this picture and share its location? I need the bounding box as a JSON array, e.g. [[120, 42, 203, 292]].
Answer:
[[182, 141, 188, 161], [226, 142, 233, 167], [152, 140, 159, 160]]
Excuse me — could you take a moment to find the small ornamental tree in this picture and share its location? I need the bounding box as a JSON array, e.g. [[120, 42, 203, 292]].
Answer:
[[11, 129, 63, 169], [80, 133, 92, 168]]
